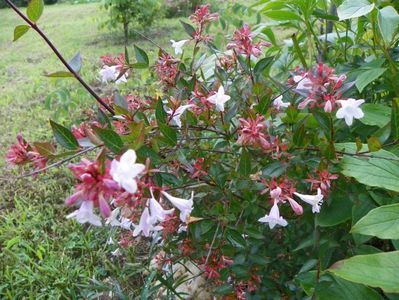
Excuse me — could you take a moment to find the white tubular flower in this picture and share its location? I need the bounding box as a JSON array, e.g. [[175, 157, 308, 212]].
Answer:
[[99, 65, 127, 84], [272, 95, 290, 110], [115, 73, 127, 84], [170, 39, 189, 55], [294, 188, 324, 213], [66, 200, 102, 226], [162, 191, 194, 223], [106, 208, 132, 230], [99, 65, 117, 83], [110, 149, 145, 194], [295, 75, 312, 91], [132, 207, 162, 237], [207, 86, 231, 112], [258, 201, 288, 229], [336, 98, 365, 126], [165, 104, 194, 128], [149, 190, 174, 222]]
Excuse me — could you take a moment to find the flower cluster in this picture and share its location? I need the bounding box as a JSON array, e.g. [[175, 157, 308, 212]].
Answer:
[[99, 53, 127, 84], [189, 4, 219, 25], [66, 158, 118, 221], [100, 53, 125, 66], [237, 115, 270, 150], [64, 148, 195, 242], [155, 52, 180, 87], [292, 64, 365, 126], [306, 169, 338, 196], [190, 4, 219, 42], [6, 134, 48, 171], [227, 24, 271, 57], [258, 175, 328, 229]]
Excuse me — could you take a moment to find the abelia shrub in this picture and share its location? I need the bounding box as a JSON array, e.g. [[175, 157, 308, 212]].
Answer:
[[4, 0, 399, 298]]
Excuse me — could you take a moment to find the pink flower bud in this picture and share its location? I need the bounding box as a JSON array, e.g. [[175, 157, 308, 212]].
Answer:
[[287, 197, 304, 215], [324, 100, 332, 113], [99, 195, 111, 218], [65, 191, 82, 206], [270, 187, 282, 201]]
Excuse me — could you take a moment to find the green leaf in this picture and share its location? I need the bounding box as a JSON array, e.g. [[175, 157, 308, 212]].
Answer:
[[315, 275, 384, 300], [33, 142, 56, 157], [133, 45, 149, 68], [255, 95, 271, 115], [352, 193, 377, 238], [340, 154, 399, 192], [114, 91, 129, 110], [27, 0, 44, 22], [263, 10, 302, 21], [236, 54, 250, 74], [180, 20, 195, 37], [337, 0, 375, 20], [360, 103, 391, 128], [293, 124, 306, 146], [329, 251, 399, 293], [355, 68, 386, 93], [378, 6, 399, 45], [97, 107, 111, 128], [214, 284, 234, 295], [239, 149, 251, 176], [367, 136, 381, 152], [226, 229, 246, 248], [253, 56, 274, 76], [262, 27, 277, 46], [351, 203, 399, 239], [45, 71, 74, 78], [295, 271, 317, 296], [136, 145, 161, 164], [313, 111, 332, 140], [155, 98, 167, 124], [93, 127, 124, 154], [391, 98, 399, 140], [159, 123, 177, 146], [13, 25, 30, 41], [316, 191, 352, 227], [68, 52, 82, 73], [312, 9, 339, 21], [49, 120, 79, 150]]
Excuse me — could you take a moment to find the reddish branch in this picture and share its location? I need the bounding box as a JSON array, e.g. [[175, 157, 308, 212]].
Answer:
[[4, 0, 115, 115]]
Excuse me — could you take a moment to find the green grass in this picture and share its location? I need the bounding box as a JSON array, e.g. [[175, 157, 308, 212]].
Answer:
[[0, 3, 180, 298], [0, 1, 258, 298], [0, 2, 184, 162]]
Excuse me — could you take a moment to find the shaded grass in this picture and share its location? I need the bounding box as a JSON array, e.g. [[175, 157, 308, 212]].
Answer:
[[0, 169, 145, 299]]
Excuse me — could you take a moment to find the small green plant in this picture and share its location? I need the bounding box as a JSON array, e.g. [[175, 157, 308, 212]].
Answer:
[[102, 0, 163, 46]]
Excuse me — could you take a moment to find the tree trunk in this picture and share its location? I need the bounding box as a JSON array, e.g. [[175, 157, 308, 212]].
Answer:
[[123, 22, 129, 47], [327, 4, 337, 33]]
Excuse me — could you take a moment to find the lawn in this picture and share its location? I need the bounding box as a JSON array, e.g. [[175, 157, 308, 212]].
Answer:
[[0, 1, 260, 298]]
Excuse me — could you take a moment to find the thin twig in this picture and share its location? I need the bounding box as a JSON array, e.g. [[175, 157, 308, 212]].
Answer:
[[165, 182, 208, 192], [0, 145, 101, 180], [130, 28, 168, 54], [204, 222, 220, 265], [177, 136, 225, 141], [296, 146, 399, 161], [4, 0, 115, 115]]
